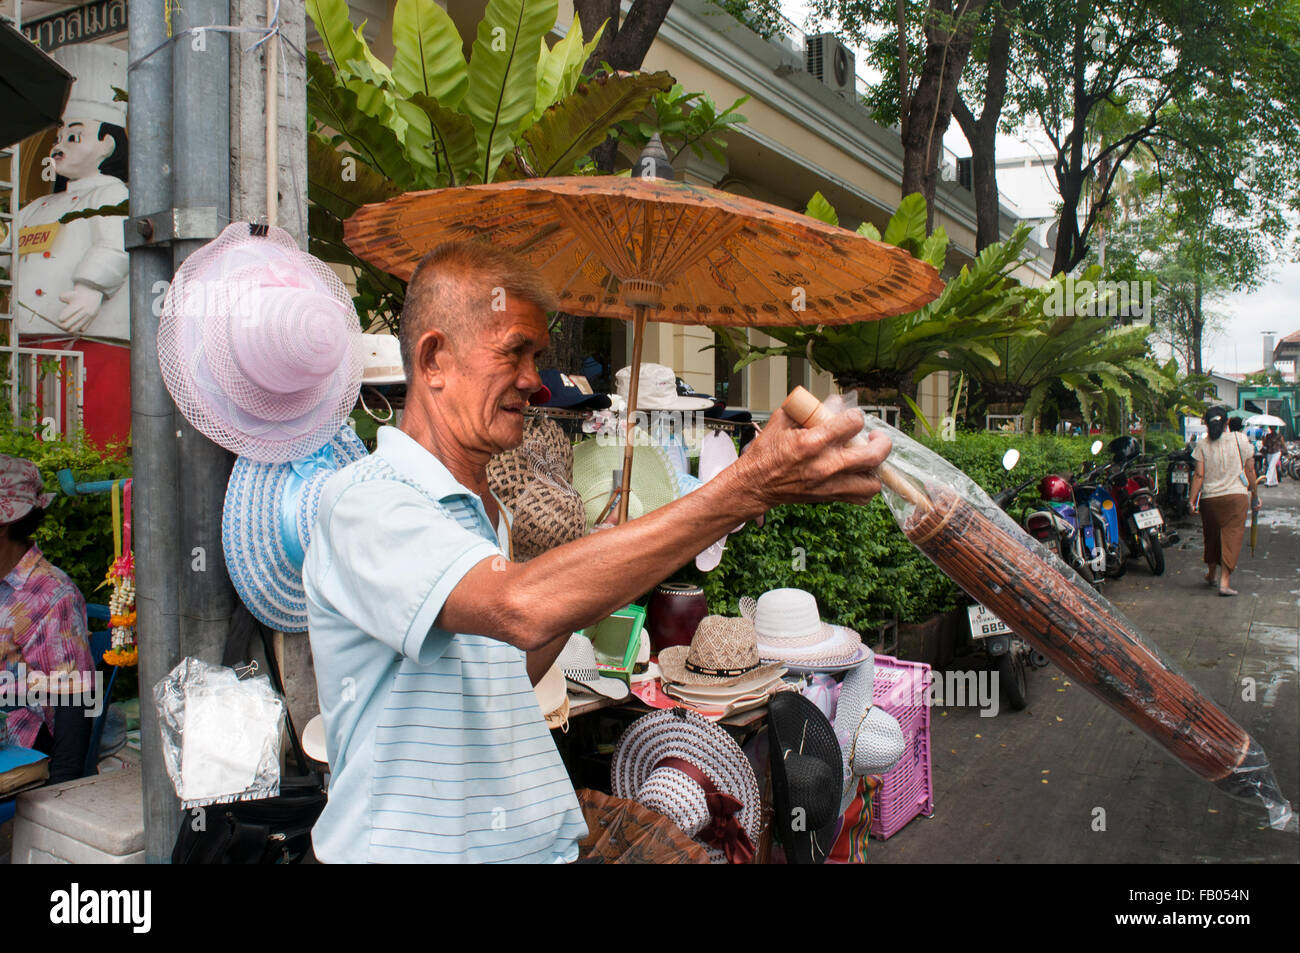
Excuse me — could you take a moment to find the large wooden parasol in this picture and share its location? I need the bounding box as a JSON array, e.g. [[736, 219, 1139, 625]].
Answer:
[[346, 172, 944, 521]]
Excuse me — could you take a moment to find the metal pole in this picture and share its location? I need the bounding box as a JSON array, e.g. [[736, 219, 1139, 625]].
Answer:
[[128, 0, 181, 863], [173, 5, 235, 665]]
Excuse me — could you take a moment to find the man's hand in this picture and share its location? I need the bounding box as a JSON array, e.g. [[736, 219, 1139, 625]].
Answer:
[[730, 406, 891, 512], [55, 284, 104, 334]]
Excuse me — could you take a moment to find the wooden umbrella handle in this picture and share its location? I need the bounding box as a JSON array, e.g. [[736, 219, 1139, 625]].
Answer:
[[780, 387, 931, 511]]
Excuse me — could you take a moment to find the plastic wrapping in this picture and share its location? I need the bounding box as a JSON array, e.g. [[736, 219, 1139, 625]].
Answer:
[[153, 657, 285, 809], [843, 405, 1294, 832]]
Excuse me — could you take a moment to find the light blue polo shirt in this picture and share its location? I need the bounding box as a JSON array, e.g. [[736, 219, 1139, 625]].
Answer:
[[303, 426, 587, 863]]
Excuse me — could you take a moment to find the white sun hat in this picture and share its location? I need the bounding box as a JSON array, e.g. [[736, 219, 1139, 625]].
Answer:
[[158, 222, 363, 463], [833, 655, 905, 814], [359, 333, 404, 386], [533, 660, 570, 731], [611, 707, 761, 864], [615, 363, 716, 411], [558, 633, 629, 700], [740, 588, 871, 672]]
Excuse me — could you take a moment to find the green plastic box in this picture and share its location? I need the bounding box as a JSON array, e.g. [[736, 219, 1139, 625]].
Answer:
[[579, 604, 646, 684]]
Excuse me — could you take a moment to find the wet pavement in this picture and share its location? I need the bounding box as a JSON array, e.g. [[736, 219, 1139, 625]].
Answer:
[[872, 477, 1300, 864]]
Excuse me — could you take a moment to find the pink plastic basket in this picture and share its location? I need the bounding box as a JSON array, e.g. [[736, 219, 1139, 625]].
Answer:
[[868, 654, 935, 839]]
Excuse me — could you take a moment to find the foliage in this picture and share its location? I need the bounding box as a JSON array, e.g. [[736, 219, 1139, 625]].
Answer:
[[305, 0, 746, 335], [0, 421, 132, 604], [716, 193, 1031, 402], [687, 429, 1131, 627], [706, 0, 788, 41], [615, 84, 749, 168]]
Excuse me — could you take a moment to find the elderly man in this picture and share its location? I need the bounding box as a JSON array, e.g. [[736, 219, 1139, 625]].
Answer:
[[303, 242, 891, 863]]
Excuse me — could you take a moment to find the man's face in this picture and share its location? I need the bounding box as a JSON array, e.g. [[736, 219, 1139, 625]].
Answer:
[[50, 121, 112, 181], [436, 295, 549, 456]]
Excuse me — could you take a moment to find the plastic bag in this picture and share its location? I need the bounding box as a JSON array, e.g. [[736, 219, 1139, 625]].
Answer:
[[153, 657, 284, 809], [823, 397, 1294, 832]]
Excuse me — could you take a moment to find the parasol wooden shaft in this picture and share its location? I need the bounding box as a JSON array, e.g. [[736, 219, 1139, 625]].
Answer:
[[618, 307, 650, 523], [780, 387, 930, 511]]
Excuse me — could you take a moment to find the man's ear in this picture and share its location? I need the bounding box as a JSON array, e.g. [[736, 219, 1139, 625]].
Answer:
[[415, 328, 452, 389]]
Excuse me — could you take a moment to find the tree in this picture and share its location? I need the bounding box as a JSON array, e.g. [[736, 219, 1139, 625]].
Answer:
[[813, 0, 988, 231], [717, 193, 1032, 413], [951, 0, 1019, 251]]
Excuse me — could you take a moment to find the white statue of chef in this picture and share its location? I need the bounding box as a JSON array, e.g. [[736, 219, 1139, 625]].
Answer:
[[16, 42, 129, 342]]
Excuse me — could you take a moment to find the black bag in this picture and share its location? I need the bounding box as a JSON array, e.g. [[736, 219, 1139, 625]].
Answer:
[[171, 625, 326, 864]]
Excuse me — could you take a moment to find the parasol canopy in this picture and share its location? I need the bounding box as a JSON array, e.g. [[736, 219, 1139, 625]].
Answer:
[[346, 172, 944, 521], [345, 175, 944, 326], [1245, 414, 1286, 428]]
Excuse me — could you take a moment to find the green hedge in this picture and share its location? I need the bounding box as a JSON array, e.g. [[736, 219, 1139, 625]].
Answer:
[[0, 424, 131, 605], [679, 430, 1148, 628]]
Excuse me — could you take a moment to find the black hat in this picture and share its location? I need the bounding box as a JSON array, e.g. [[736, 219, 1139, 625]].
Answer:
[[767, 692, 844, 864]]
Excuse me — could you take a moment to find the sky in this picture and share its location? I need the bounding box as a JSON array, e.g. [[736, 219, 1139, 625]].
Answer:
[[776, 1, 1299, 377]]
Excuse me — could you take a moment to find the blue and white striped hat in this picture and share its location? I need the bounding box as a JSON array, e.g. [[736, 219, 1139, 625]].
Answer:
[[222, 426, 367, 632]]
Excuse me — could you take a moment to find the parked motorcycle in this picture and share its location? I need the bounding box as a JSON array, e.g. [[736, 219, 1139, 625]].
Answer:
[[971, 447, 1044, 711], [1022, 446, 1108, 587], [1106, 437, 1168, 575], [1072, 448, 1127, 581], [1164, 444, 1195, 518]]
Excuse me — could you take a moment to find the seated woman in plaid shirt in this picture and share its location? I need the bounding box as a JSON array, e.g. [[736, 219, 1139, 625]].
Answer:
[[0, 455, 95, 783]]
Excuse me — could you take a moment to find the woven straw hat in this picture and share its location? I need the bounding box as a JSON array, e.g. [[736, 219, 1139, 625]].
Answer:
[[768, 691, 844, 864], [222, 425, 367, 632], [571, 441, 690, 528], [612, 708, 761, 864], [740, 588, 870, 671], [158, 222, 363, 463], [832, 655, 904, 814], [508, 479, 587, 561], [658, 616, 784, 688], [488, 417, 573, 503]]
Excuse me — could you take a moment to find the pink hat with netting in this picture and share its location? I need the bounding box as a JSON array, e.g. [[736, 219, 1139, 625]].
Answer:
[[158, 222, 363, 463]]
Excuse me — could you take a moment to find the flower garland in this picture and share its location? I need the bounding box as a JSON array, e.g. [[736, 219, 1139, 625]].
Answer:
[[103, 551, 137, 667]]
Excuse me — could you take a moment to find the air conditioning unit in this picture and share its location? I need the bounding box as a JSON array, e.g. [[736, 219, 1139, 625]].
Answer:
[[957, 157, 973, 191], [806, 33, 856, 97]]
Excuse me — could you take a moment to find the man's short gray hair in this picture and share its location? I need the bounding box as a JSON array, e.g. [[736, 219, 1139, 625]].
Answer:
[[399, 241, 558, 376]]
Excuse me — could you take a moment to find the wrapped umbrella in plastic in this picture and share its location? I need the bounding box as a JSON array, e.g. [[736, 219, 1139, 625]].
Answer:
[[782, 387, 1293, 831]]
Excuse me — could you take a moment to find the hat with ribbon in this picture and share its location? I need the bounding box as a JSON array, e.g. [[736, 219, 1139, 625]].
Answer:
[[0, 455, 55, 524], [768, 691, 845, 864], [658, 616, 784, 688], [158, 222, 364, 463], [221, 425, 367, 632], [832, 652, 905, 815], [740, 588, 871, 672], [612, 707, 761, 864], [358, 334, 404, 387]]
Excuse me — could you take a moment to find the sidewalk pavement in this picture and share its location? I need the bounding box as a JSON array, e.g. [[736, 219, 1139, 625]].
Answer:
[[871, 478, 1300, 864]]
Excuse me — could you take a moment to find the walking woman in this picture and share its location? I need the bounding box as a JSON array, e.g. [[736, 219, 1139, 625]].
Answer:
[[1189, 407, 1260, 596]]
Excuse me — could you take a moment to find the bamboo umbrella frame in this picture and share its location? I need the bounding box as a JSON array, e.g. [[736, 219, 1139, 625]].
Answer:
[[782, 388, 1290, 823]]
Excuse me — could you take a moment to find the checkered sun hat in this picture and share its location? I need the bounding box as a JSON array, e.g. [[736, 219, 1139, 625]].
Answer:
[[612, 708, 761, 864], [221, 425, 367, 631]]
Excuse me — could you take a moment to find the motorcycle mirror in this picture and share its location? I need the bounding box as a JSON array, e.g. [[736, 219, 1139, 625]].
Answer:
[[1002, 448, 1020, 471], [1090, 440, 1104, 456]]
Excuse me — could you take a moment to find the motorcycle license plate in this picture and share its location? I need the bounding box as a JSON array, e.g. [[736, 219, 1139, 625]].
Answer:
[[1134, 508, 1163, 529], [968, 604, 1012, 639], [1171, 471, 1189, 484]]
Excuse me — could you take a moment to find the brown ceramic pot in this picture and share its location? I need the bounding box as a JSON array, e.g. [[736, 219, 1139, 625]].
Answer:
[[646, 583, 708, 654]]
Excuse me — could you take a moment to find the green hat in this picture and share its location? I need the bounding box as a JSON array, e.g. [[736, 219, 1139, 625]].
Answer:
[[571, 440, 693, 528]]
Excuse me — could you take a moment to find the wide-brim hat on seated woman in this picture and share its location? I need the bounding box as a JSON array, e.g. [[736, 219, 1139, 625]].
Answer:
[[222, 425, 367, 632], [612, 707, 761, 864], [740, 587, 871, 672], [158, 222, 364, 463]]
